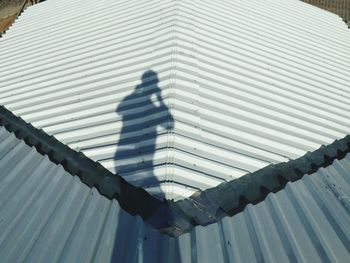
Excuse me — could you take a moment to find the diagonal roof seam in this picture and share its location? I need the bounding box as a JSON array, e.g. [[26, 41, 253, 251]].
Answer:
[[1, 116, 350, 261], [147, 133, 350, 236], [0, 105, 163, 220], [2, 104, 350, 237]]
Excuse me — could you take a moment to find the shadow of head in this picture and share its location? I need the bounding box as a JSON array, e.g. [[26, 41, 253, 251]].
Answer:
[[141, 69, 159, 84]]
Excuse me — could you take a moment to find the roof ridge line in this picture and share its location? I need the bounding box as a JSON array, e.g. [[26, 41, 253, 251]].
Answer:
[[2, 105, 350, 237], [0, 105, 164, 220], [147, 133, 350, 236]]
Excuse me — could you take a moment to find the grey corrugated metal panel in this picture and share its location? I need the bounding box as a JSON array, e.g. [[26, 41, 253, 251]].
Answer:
[[1, 33, 172, 90], [175, 13, 346, 100], [173, 120, 290, 163], [0, 126, 160, 263], [82, 131, 267, 174], [181, 154, 350, 262], [2, 0, 140, 40], [1, 0, 350, 200], [187, 0, 349, 49], [1, 125, 350, 262], [16, 0, 157, 33], [174, 100, 329, 153], [0, 1, 174, 63], [170, 0, 350, 177], [174, 42, 350, 112], [0, 1, 344, 106], [269, 0, 349, 31], [173, 86, 342, 143], [215, 0, 350, 51], [0, 0, 177, 199], [178, 6, 346, 82], [0, 127, 184, 262]]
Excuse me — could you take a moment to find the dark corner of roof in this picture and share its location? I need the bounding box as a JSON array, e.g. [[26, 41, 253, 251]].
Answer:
[[147, 134, 350, 237], [0, 105, 163, 220]]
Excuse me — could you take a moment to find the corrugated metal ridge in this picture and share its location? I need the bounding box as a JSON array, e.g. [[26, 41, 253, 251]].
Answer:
[[1, 124, 349, 262], [2, 104, 350, 237], [148, 134, 350, 236], [0, 105, 163, 219]]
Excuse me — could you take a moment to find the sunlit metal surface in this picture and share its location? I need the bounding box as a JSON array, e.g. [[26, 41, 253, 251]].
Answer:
[[0, 0, 350, 199]]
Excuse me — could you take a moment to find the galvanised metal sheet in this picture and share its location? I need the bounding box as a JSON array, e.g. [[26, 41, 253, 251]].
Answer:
[[0, 126, 350, 262], [1, 0, 350, 199]]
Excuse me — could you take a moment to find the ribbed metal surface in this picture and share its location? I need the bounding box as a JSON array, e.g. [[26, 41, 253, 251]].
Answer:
[[0, 126, 167, 263], [1, 0, 350, 199], [1, 126, 350, 262]]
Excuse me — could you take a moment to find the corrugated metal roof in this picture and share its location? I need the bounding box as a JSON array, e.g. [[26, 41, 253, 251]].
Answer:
[[1, 124, 350, 262], [1, 0, 350, 199], [0, 104, 164, 219], [158, 134, 350, 235], [2, 103, 350, 236]]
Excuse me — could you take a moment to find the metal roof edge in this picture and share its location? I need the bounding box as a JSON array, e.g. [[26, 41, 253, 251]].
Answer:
[[0, 105, 164, 219], [147, 134, 350, 236], [2, 104, 350, 238], [0, 0, 28, 37], [300, 0, 350, 26]]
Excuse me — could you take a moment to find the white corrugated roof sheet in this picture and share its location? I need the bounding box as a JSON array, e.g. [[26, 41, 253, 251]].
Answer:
[[0, 125, 350, 262], [0, 0, 350, 199]]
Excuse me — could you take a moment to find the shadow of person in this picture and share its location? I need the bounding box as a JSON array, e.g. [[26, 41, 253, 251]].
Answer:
[[114, 70, 173, 199], [111, 71, 181, 263]]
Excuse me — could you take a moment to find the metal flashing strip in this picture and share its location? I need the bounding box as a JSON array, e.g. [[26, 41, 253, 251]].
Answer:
[[0, 105, 163, 219], [1, 125, 349, 261], [148, 134, 350, 236], [2, 104, 350, 237]]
